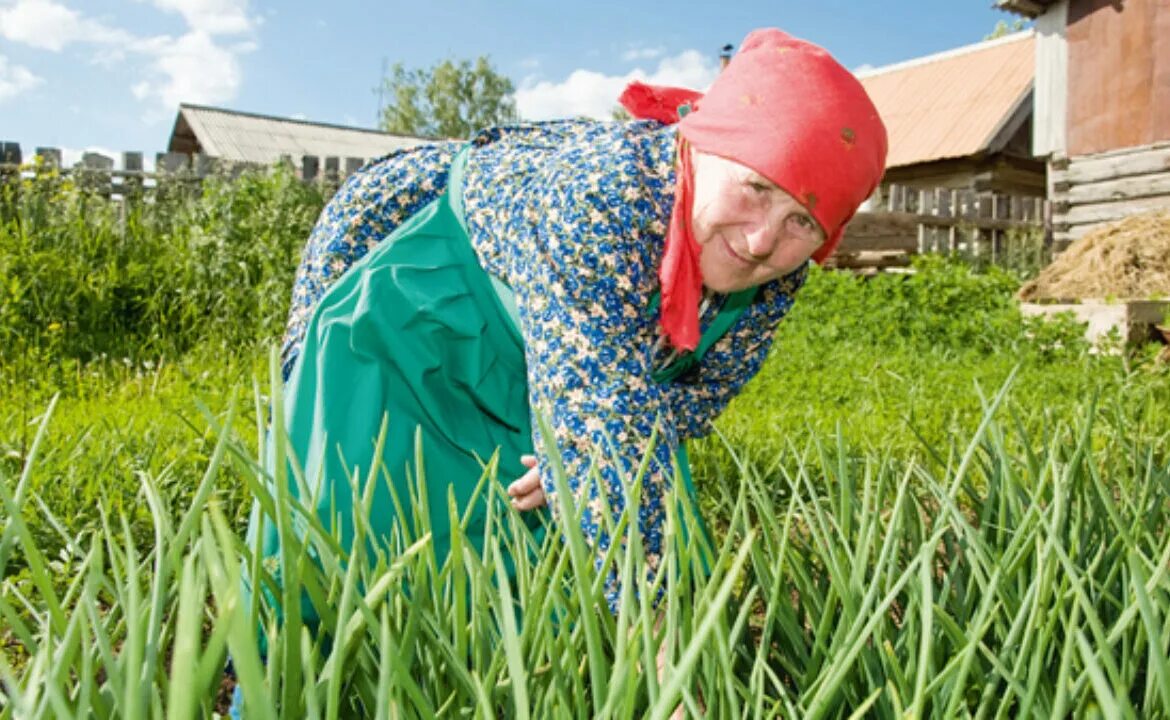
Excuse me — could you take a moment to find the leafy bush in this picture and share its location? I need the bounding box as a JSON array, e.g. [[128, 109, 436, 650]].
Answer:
[[785, 255, 1087, 358], [0, 167, 323, 365], [696, 258, 1166, 479]]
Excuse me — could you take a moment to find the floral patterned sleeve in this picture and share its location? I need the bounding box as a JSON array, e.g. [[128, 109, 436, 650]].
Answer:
[[663, 268, 807, 441], [500, 137, 681, 606]]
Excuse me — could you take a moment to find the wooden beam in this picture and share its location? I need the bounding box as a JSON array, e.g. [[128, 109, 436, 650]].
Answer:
[[1057, 195, 1170, 226], [1051, 143, 1170, 186], [1064, 171, 1170, 204], [828, 250, 912, 270]]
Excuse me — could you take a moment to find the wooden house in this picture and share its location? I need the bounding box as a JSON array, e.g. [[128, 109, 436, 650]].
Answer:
[[857, 31, 1045, 199], [166, 103, 430, 178], [997, 0, 1170, 246]]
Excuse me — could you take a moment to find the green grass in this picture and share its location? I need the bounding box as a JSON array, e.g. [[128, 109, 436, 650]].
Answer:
[[2, 366, 1169, 718], [2, 171, 1170, 717]]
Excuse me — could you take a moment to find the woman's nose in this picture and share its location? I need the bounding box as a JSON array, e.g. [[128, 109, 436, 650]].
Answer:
[[744, 221, 778, 259]]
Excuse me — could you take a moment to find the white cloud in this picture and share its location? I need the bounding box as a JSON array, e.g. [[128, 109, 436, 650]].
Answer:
[[148, 0, 254, 36], [131, 30, 244, 110], [0, 54, 42, 101], [621, 45, 664, 62], [515, 49, 719, 121], [0, 0, 257, 116], [0, 0, 132, 51]]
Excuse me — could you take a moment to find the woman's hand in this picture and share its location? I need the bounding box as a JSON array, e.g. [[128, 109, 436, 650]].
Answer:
[[507, 454, 546, 511]]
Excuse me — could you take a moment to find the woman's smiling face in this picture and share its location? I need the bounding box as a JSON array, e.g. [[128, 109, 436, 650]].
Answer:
[[689, 149, 825, 293]]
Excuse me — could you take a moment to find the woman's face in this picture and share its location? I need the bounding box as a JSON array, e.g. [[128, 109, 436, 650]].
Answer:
[[689, 150, 825, 293]]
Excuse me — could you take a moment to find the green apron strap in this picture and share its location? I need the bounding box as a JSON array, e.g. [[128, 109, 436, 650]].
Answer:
[[648, 287, 757, 384], [446, 145, 523, 338]]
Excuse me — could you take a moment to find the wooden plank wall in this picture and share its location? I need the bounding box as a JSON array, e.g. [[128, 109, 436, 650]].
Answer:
[[1049, 140, 1170, 248], [1066, 0, 1170, 156]]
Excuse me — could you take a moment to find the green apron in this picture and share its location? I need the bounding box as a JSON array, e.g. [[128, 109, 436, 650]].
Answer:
[[248, 146, 755, 623]]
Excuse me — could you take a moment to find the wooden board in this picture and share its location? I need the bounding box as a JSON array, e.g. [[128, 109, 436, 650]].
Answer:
[[1051, 142, 1170, 186]]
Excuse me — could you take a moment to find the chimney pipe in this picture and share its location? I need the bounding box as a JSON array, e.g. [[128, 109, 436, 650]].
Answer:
[[719, 43, 734, 70]]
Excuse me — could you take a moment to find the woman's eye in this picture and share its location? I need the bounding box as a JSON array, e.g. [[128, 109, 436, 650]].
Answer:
[[789, 213, 819, 236], [746, 180, 770, 194]]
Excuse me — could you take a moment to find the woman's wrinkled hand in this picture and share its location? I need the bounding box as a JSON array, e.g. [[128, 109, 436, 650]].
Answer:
[[507, 454, 546, 511]]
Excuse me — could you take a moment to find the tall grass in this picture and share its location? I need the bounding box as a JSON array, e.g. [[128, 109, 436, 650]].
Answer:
[[2, 367, 1168, 718], [3, 161, 1170, 718], [0, 166, 322, 366]]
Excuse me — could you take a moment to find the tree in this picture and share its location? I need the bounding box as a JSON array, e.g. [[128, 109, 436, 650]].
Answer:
[[378, 56, 519, 140], [985, 18, 1027, 40]]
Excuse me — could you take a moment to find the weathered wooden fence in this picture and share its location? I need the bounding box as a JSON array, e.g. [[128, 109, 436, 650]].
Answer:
[[0, 141, 374, 200], [830, 184, 1050, 273], [2, 141, 1052, 273]]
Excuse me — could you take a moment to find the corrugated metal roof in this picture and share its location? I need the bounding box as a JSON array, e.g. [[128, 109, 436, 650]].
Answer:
[[857, 31, 1035, 169], [172, 104, 431, 163]]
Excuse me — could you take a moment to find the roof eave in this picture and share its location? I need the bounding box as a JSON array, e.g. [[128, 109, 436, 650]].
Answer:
[[167, 107, 199, 154], [995, 0, 1059, 19], [984, 84, 1034, 155]]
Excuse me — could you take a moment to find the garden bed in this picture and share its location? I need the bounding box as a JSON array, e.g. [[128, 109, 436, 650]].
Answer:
[[1019, 298, 1170, 346]]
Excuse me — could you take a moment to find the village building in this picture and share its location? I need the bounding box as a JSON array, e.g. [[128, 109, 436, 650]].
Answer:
[[997, 0, 1170, 246], [857, 30, 1043, 200], [165, 103, 431, 179]]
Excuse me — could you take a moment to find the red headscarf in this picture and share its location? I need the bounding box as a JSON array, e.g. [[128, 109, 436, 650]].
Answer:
[[620, 28, 888, 351]]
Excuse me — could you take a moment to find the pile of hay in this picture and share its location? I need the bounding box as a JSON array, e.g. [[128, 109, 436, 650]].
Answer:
[[1018, 209, 1170, 301]]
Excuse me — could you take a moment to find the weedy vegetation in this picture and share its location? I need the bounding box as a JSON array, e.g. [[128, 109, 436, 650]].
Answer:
[[2, 168, 1169, 718]]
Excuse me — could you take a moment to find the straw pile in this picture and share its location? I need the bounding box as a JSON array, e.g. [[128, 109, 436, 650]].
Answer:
[[1018, 209, 1170, 301]]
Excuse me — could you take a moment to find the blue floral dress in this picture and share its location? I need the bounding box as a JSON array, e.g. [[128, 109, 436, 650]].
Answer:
[[280, 119, 806, 604]]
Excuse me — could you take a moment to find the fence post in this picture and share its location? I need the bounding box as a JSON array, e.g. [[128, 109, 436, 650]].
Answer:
[[155, 152, 191, 203], [323, 156, 340, 196], [122, 151, 144, 202], [993, 194, 1010, 263], [916, 189, 932, 254], [0, 142, 20, 217], [301, 155, 319, 182], [35, 147, 62, 171], [193, 153, 215, 178], [947, 190, 959, 254], [77, 151, 114, 198], [0, 141, 19, 177], [156, 152, 190, 173], [885, 183, 898, 213], [0, 141, 21, 166]]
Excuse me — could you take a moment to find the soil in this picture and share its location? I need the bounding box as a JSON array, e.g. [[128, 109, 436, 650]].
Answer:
[[1017, 209, 1170, 302], [216, 672, 237, 716]]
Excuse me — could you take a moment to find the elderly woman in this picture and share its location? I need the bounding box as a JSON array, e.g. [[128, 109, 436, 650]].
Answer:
[[252, 28, 886, 617]]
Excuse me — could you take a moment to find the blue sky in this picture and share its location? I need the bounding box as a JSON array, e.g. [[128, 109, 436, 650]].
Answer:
[[1, 1, 1024, 163]]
